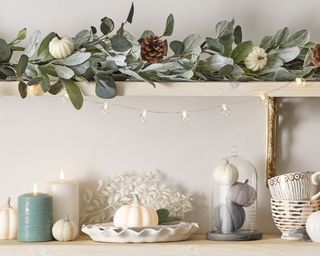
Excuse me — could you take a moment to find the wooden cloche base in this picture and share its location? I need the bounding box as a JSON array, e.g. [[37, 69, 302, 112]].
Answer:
[[206, 229, 263, 241]]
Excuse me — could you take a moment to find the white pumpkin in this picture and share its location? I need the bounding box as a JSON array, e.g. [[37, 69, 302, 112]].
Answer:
[[244, 46, 268, 71], [49, 35, 75, 59], [52, 216, 78, 242], [213, 159, 239, 185], [113, 194, 158, 228], [306, 211, 320, 243], [0, 198, 18, 240]]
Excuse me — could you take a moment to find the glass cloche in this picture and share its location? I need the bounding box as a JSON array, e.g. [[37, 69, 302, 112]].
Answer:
[[206, 147, 262, 241]]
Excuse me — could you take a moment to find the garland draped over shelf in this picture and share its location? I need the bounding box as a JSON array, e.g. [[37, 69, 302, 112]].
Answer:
[[0, 3, 319, 109]]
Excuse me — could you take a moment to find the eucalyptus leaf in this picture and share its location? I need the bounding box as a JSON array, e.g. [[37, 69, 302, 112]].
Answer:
[[17, 54, 29, 77], [163, 14, 174, 37], [37, 66, 51, 92], [219, 35, 234, 57], [303, 49, 313, 67], [39, 64, 58, 77], [219, 64, 234, 77], [49, 81, 63, 95], [70, 61, 90, 75], [280, 30, 308, 48], [206, 37, 224, 54], [16, 28, 27, 41], [276, 27, 289, 46], [0, 67, 15, 79], [140, 30, 154, 40], [95, 72, 117, 99], [170, 40, 184, 56], [18, 81, 27, 99], [234, 25, 242, 45], [24, 30, 41, 57], [126, 2, 134, 24], [60, 78, 83, 110], [260, 36, 272, 50], [274, 68, 294, 81], [100, 17, 114, 35], [258, 55, 283, 75], [207, 54, 234, 71], [157, 209, 181, 225], [110, 35, 132, 52], [182, 34, 202, 61], [230, 63, 244, 80], [74, 30, 90, 48], [37, 32, 56, 61], [54, 65, 75, 79], [56, 52, 91, 66], [216, 20, 234, 39], [231, 41, 253, 63], [270, 47, 300, 63], [0, 39, 11, 62], [27, 77, 42, 86]]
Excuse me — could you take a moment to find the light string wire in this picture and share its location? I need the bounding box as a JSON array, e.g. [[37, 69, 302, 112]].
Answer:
[[64, 79, 303, 121]]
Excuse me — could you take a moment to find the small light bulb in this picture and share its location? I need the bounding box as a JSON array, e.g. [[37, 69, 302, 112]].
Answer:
[[181, 110, 190, 124], [259, 94, 269, 105], [101, 102, 109, 115], [295, 77, 306, 87], [59, 170, 65, 182], [139, 109, 148, 123], [33, 182, 38, 195], [221, 104, 230, 117]]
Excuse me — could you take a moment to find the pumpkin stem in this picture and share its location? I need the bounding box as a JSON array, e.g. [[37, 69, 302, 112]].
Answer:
[[65, 214, 70, 221], [222, 158, 229, 164], [244, 179, 249, 184], [132, 193, 140, 204], [55, 33, 62, 40], [7, 197, 11, 206]]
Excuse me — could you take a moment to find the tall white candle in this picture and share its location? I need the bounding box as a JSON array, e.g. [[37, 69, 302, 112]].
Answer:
[[49, 170, 79, 234]]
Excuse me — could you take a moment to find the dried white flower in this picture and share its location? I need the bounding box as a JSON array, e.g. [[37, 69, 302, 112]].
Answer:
[[80, 172, 193, 224]]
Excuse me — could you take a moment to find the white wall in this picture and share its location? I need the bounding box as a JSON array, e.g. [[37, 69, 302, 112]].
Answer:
[[1, 0, 320, 234]]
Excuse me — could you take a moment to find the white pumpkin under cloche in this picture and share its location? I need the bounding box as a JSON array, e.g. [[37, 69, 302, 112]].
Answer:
[[306, 211, 320, 243], [0, 198, 18, 240], [213, 159, 239, 185], [52, 216, 78, 242], [49, 35, 75, 59], [113, 194, 158, 228], [244, 46, 268, 72]]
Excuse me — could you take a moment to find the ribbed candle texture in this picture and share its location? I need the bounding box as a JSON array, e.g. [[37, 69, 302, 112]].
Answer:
[[18, 193, 53, 242]]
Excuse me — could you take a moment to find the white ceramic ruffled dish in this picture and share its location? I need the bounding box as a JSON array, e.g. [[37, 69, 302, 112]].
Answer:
[[82, 222, 199, 243]]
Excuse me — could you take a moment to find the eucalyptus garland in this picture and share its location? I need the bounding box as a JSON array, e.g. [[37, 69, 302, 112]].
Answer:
[[0, 3, 319, 109]]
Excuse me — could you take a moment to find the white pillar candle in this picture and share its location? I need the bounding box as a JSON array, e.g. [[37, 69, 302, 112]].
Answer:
[[49, 170, 79, 234]]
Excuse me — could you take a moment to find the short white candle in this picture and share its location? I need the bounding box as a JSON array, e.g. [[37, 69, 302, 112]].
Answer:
[[49, 170, 79, 234]]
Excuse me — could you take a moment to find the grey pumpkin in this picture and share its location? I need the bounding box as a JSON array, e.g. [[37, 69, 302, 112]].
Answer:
[[228, 179, 257, 207], [214, 201, 245, 233]]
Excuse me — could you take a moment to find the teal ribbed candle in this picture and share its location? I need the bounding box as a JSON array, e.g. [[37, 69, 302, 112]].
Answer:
[[18, 192, 53, 242]]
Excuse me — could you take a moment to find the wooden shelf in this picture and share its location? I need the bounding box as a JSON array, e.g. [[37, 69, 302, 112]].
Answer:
[[1, 81, 320, 97], [0, 234, 319, 256]]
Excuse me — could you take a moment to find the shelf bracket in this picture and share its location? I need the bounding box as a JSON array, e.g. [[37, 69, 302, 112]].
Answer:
[[265, 97, 279, 187]]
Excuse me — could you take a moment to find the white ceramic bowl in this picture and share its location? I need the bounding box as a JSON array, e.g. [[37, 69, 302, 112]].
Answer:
[[271, 199, 320, 240], [268, 172, 314, 200]]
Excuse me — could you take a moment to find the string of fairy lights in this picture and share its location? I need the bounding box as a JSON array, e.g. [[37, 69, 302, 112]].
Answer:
[[59, 78, 307, 123]]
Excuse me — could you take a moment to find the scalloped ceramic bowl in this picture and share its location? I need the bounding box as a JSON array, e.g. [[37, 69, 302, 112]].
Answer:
[[82, 222, 199, 243]]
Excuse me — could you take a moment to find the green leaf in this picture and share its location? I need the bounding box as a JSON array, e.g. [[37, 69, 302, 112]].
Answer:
[[48, 81, 63, 95], [280, 30, 308, 48], [303, 49, 313, 67], [163, 14, 174, 37], [206, 37, 224, 54], [219, 64, 234, 77], [10, 46, 24, 52], [18, 81, 27, 98], [234, 25, 242, 45], [140, 30, 154, 39], [56, 52, 91, 66], [275, 68, 294, 81], [170, 40, 184, 56], [126, 2, 134, 24], [156, 209, 181, 225], [260, 36, 272, 50], [276, 27, 289, 46], [0, 39, 12, 62], [258, 55, 283, 75], [206, 54, 234, 71], [17, 54, 29, 77], [110, 35, 132, 52], [37, 66, 51, 92], [74, 30, 90, 48], [27, 77, 42, 86], [0, 67, 15, 79], [60, 79, 83, 110], [270, 47, 300, 63], [231, 41, 253, 63], [91, 26, 97, 35], [24, 30, 41, 57], [183, 34, 201, 53], [16, 28, 27, 41], [219, 35, 234, 57], [95, 72, 117, 99], [216, 20, 234, 39], [100, 17, 114, 35], [37, 32, 56, 61], [54, 65, 75, 79]]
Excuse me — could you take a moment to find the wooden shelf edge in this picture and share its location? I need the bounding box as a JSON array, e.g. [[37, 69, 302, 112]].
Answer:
[[1, 81, 320, 97]]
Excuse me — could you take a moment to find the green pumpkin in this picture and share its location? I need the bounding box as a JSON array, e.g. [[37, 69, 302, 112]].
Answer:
[[214, 201, 245, 233], [227, 179, 256, 207]]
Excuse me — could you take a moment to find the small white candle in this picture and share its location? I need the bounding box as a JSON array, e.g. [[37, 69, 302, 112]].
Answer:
[[49, 170, 79, 234]]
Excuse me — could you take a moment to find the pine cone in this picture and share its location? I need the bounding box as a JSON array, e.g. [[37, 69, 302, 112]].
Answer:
[[140, 35, 166, 64], [312, 43, 320, 67]]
